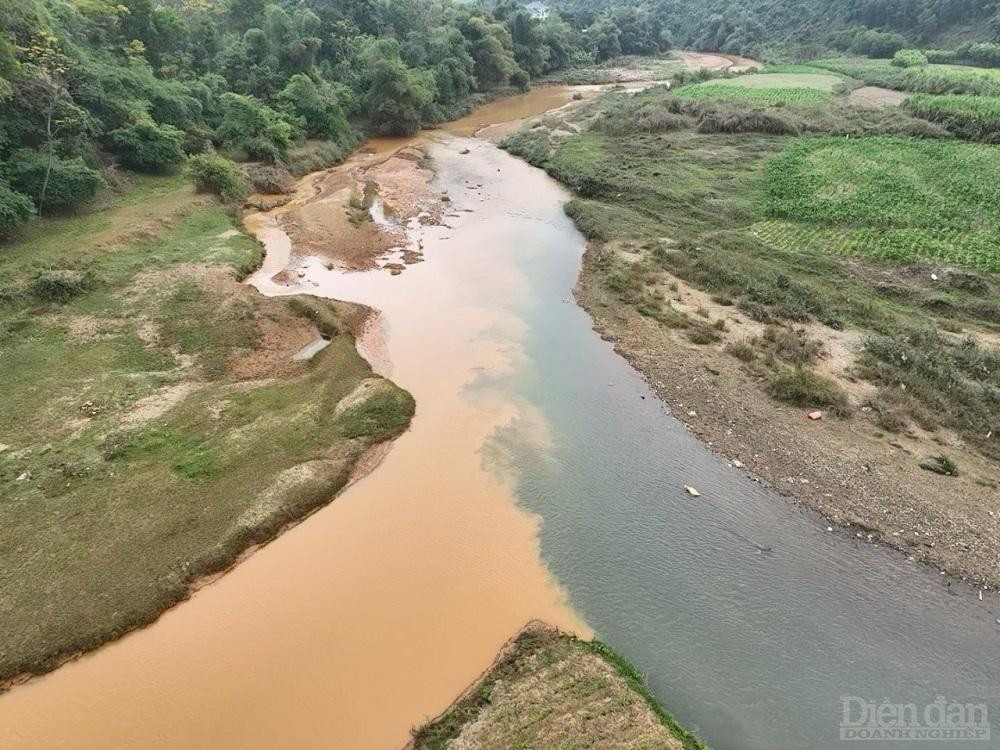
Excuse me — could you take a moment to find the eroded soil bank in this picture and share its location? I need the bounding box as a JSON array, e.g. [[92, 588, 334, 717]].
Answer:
[[503, 84, 1000, 589], [410, 623, 702, 750]]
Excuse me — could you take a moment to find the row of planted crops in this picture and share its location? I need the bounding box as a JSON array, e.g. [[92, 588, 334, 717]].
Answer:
[[667, 55, 1000, 271]]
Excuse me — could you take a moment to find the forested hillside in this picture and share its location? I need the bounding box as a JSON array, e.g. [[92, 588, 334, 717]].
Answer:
[[554, 0, 1000, 58], [0, 0, 630, 234], [4, 0, 998, 238]]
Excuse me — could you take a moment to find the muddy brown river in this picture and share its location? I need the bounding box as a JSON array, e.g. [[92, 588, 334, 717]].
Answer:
[[2, 88, 999, 750]]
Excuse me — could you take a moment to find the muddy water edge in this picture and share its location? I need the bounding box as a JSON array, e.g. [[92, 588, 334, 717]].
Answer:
[[1, 84, 998, 750], [0, 91, 593, 750]]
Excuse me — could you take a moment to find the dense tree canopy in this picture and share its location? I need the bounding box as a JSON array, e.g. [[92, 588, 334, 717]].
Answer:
[[2, 0, 998, 232], [0, 0, 593, 228], [553, 0, 999, 57]]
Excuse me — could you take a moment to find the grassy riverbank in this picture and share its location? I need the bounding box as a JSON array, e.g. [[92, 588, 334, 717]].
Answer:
[[411, 624, 704, 750], [502, 72, 1000, 586], [0, 173, 414, 684]]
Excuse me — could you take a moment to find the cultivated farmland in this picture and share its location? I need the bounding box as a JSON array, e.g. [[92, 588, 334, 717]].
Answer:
[[673, 83, 832, 105], [903, 93, 1000, 141]]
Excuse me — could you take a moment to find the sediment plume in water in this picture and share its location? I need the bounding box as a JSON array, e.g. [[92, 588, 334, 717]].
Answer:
[[0, 102, 590, 749]]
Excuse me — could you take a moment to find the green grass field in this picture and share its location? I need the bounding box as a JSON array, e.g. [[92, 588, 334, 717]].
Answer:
[[813, 57, 1000, 95], [503, 84, 1000, 458], [764, 136, 1000, 229], [0, 174, 414, 683], [673, 72, 841, 106]]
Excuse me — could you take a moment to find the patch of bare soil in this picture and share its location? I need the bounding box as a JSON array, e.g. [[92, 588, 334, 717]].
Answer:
[[410, 622, 692, 750], [849, 86, 908, 108], [258, 144, 444, 273], [125, 263, 326, 383], [578, 243, 1000, 588], [121, 382, 201, 426], [41, 313, 107, 341], [676, 50, 761, 72], [226, 309, 316, 380]]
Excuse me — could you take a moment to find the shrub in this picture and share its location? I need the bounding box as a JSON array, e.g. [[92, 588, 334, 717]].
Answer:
[[892, 49, 928, 68], [874, 403, 908, 432], [186, 152, 249, 201], [696, 108, 799, 135], [278, 74, 354, 142], [725, 339, 756, 361], [849, 28, 907, 58], [0, 179, 34, 235], [860, 328, 1000, 458], [216, 93, 294, 163], [760, 326, 823, 365], [766, 368, 850, 414], [8, 150, 104, 212], [923, 49, 958, 64], [110, 120, 185, 172], [958, 42, 1000, 68], [244, 164, 294, 194], [593, 99, 688, 135], [27, 270, 90, 302], [687, 324, 721, 344], [919, 454, 958, 476]]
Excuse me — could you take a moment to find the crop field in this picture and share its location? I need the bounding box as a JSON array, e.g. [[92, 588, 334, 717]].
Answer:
[[750, 220, 1000, 270], [927, 63, 1000, 81], [812, 57, 1000, 95], [762, 136, 1000, 269], [715, 72, 845, 90], [903, 93, 1000, 140], [673, 82, 831, 105], [760, 63, 849, 77]]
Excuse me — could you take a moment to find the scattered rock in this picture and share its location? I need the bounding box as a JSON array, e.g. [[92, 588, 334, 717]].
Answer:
[[807, 410, 823, 420], [0, 444, 10, 454], [732, 459, 744, 468], [16, 470, 32, 482], [80, 400, 103, 417], [459, 148, 470, 155], [687, 410, 697, 417], [684, 484, 700, 496]]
